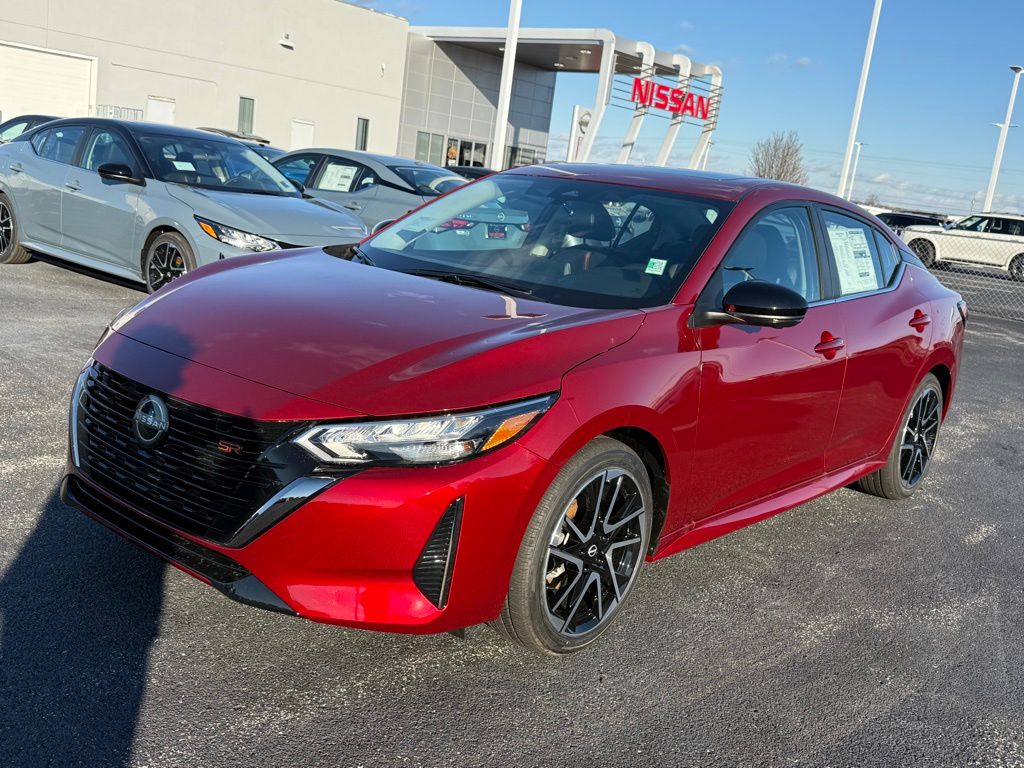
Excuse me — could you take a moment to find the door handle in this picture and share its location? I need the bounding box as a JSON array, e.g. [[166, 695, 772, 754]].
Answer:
[[9, 162, 23, 173], [814, 332, 846, 359], [909, 310, 931, 332], [65, 180, 82, 192]]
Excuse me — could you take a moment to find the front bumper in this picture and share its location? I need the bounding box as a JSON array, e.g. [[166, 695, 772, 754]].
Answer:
[[64, 370, 554, 633]]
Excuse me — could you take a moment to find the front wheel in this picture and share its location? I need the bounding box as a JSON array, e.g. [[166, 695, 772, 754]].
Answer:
[[143, 231, 195, 293], [493, 437, 653, 655], [854, 373, 943, 499]]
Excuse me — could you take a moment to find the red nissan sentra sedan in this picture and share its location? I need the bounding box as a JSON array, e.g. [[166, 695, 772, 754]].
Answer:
[[63, 165, 965, 655]]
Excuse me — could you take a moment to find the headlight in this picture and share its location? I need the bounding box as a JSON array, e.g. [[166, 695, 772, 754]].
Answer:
[[293, 395, 556, 466], [195, 216, 278, 252]]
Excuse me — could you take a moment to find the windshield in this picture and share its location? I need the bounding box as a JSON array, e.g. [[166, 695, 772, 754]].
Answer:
[[136, 133, 298, 196], [361, 174, 733, 309], [392, 165, 466, 196]]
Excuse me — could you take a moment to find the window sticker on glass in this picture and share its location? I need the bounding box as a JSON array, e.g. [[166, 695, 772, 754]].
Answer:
[[172, 160, 196, 171], [645, 258, 668, 276], [828, 224, 877, 293], [318, 163, 358, 192]]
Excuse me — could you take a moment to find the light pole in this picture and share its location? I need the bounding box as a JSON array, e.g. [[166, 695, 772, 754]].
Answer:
[[492, 0, 523, 171], [837, 0, 883, 197], [983, 65, 1024, 213], [846, 141, 865, 200]]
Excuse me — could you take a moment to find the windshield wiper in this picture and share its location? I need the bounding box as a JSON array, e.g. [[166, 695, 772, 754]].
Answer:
[[402, 268, 542, 300]]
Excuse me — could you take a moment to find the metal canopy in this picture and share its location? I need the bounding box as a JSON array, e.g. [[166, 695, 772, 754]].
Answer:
[[410, 26, 723, 168]]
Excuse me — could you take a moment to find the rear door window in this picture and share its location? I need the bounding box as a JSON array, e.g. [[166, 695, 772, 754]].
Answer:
[[33, 125, 86, 164], [822, 210, 886, 296], [314, 158, 364, 192]]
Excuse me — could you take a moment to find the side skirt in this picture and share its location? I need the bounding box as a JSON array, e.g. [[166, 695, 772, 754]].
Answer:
[[652, 458, 886, 560]]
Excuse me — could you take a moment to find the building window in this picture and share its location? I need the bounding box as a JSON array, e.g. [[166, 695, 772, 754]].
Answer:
[[506, 146, 539, 168], [355, 117, 370, 151], [238, 97, 255, 135], [415, 131, 446, 166]]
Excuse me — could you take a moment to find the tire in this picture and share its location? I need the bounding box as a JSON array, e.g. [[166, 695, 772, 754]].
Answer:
[[142, 231, 196, 293], [1009, 254, 1024, 283], [908, 239, 936, 269], [854, 373, 943, 500], [0, 194, 32, 264], [493, 436, 654, 655]]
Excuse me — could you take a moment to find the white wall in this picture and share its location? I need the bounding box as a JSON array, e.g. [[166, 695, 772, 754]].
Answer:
[[0, 0, 408, 152]]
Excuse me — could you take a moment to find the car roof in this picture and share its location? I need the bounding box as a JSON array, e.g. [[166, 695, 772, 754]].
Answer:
[[293, 148, 458, 172], [502, 162, 839, 204], [28, 117, 245, 143], [979, 211, 1024, 221], [2, 114, 60, 124]]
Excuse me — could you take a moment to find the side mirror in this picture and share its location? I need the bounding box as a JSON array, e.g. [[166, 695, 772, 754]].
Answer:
[[290, 178, 305, 193], [711, 280, 808, 328], [97, 163, 143, 184]]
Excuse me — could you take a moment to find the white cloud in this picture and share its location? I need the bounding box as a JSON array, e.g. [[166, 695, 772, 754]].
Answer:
[[794, 57, 813, 68], [679, 19, 694, 32], [676, 43, 694, 56], [767, 53, 788, 66]]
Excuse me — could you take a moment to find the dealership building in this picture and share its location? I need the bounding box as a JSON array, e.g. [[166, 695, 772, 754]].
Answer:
[[0, 0, 721, 170]]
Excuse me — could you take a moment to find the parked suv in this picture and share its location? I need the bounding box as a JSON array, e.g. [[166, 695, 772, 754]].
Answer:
[[876, 210, 947, 237], [274, 149, 464, 232], [902, 213, 1024, 281], [0, 119, 365, 291], [0, 114, 59, 144]]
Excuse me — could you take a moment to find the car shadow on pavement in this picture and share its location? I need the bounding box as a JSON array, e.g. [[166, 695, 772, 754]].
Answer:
[[0, 488, 165, 766]]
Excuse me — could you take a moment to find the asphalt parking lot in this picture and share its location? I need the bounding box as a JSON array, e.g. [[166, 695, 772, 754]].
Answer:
[[1, 259, 1023, 768]]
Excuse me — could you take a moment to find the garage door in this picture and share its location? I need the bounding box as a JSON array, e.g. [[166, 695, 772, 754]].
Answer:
[[0, 43, 94, 121]]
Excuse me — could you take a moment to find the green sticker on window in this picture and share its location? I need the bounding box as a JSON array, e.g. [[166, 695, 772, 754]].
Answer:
[[645, 258, 667, 276]]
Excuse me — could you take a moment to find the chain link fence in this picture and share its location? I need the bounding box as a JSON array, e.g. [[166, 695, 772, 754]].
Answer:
[[891, 215, 1024, 322]]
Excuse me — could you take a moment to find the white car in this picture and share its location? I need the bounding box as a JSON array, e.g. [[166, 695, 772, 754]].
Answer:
[[901, 213, 1024, 281]]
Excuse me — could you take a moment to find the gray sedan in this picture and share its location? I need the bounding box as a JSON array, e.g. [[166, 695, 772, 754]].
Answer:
[[0, 119, 366, 291], [274, 149, 465, 231]]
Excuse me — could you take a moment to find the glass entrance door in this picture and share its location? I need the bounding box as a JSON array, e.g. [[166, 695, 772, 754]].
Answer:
[[458, 140, 487, 168]]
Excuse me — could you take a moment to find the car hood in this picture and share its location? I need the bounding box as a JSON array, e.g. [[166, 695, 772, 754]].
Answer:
[[111, 249, 645, 416], [163, 184, 366, 243]]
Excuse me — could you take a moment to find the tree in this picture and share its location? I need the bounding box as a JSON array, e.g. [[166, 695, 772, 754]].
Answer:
[[748, 131, 808, 185]]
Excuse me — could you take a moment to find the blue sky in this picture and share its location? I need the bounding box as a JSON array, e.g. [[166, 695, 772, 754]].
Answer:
[[360, 0, 1024, 214]]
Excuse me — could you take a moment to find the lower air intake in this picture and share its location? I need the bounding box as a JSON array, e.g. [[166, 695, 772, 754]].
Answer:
[[411, 497, 463, 609]]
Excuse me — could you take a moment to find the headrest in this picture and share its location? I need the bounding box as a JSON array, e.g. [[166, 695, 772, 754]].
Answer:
[[563, 201, 616, 241]]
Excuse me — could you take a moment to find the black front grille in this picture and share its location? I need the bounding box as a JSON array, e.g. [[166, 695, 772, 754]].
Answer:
[[75, 363, 299, 544]]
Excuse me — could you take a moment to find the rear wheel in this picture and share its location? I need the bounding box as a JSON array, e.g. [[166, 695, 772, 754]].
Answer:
[[143, 231, 195, 293], [0, 194, 32, 264], [908, 239, 937, 269], [493, 437, 653, 655], [1009, 254, 1024, 282], [854, 373, 943, 500]]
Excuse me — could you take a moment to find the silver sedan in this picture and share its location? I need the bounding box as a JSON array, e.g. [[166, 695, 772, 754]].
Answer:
[[0, 119, 366, 292], [274, 149, 466, 231]]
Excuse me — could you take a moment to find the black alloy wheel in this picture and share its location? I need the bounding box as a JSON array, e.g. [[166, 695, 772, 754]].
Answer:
[[494, 437, 653, 655], [543, 468, 648, 636], [0, 195, 32, 264], [854, 373, 944, 500], [144, 232, 195, 293], [898, 385, 941, 491]]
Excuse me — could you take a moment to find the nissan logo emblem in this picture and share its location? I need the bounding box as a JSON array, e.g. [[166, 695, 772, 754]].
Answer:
[[133, 394, 169, 448]]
